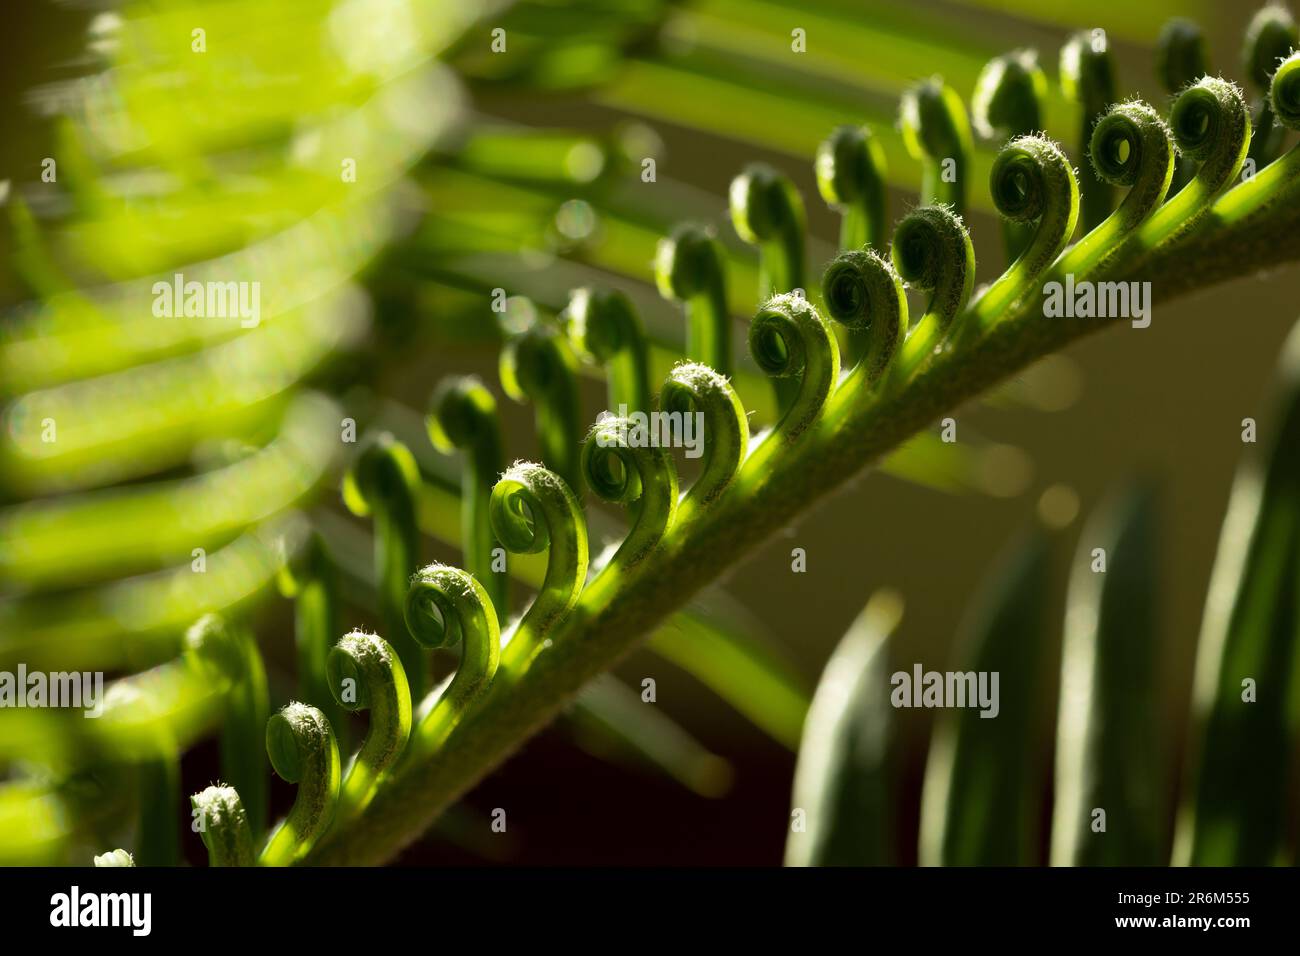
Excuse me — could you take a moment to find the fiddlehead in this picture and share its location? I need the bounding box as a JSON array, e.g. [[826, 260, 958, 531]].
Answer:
[[1061, 29, 1119, 231], [190, 784, 255, 867], [972, 50, 1050, 260], [564, 286, 652, 414], [1137, 77, 1250, 247], [967, 135, 1079, 333], [428, 374, 507, 611], [655, 223, 732, 376], [327, 630, 411, 825], [748, 293, 840, 444], [900, 77, 974, 216], [1243, 3, 1298, 166], [1273, 51, 1300, 128], [815, 125, 887, 253], [729, 162, 807, 300], [1155, 18, 1209, 192], [888, 206, 975, 381], [820, 249, 907, 386], [342, 433, 428, 698], [815, 126, 892, 369], [184, 613, 269, 839], [404, 564, 501, 756], [499, 320, 583, 492], [659, 362, 748, 518], [276, 532, 347, 748], [489, 462, 588, 673], [1066, 101, 1175, 273], [259, 702, 341, 866], [582, 414, 679, 572]]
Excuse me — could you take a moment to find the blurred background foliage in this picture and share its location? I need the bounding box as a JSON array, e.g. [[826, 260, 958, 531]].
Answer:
[[0, 0, 1297, 864]]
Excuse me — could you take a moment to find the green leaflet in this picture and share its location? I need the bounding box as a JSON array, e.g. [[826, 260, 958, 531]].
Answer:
[[1051, 485, 1162, 865], [919, 531, 1050, 866], [785, 590, 903, 866], [1175, 324, 1300, 866], [278, 533, 349, 752]]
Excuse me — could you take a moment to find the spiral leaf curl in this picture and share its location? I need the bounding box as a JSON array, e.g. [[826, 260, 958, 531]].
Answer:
[[1066, 101, 1175, 274], [499, 320, 583, 492], [820, 249, 907, 386], [489, 462, 588, 673], [968, 135, 1079, 333], [259, 702, 341, 866], [428, 375, 507, 611], [889, 206, 975, 381], [1134, 77, 1250, 250], [327, 630, 411, 825], [564, 286, 651, 414], [342, 433, 428, 698], [655, 223, 732, 375], [1271, 51, 1300, 129], [1156, 17, 1211, 196], [749, 293, 840, 443], [1061, 29, 1119, 230], [900, 78, 974, 216], [816, 125, 887, 254], [973, 49, 1050, 261], [729, 162, 807, 300], [1243, 3, 1299, 166], [659, 362, 748, 518], [191, 784, 255, 868], [404, 564, 501, 757], [582, 414, 679, 572], [276, 533, 347, 751], [815, 125, 892, 369]]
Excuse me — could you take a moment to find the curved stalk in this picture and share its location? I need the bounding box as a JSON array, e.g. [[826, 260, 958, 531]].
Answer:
[[308, 69, 1300, 868], [900, 77, 973, 215], [428, 375, 507, 611], [1060, 29, 1118, 231], [342, 433, 429, 698], [972, 49, 1050, 261], [655, 223, 732, 375]]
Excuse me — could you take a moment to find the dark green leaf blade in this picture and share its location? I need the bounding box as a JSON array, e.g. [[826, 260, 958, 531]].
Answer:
[[919, 530, 1051, 865], [785, 590, 902, 866], [1176, 325, 1300, 866], [1051, 484, 1163, 865]]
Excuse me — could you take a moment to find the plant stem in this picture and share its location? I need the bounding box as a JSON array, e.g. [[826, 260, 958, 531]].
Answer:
[[309, 162, 1300, 866]]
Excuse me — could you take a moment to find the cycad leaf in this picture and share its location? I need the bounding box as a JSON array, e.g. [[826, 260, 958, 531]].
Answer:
[[1175, 324, 1300, 866], [1051, 484, 1162, 865], [919, 530, 1050, 865], [785, 590, 903, 866]]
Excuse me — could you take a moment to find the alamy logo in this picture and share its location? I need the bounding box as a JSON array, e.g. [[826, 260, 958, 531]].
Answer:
[[50, 887, 151, 936], [0, 665, 104, 717], [595, 404, 705, 459], [1042, 273, 1151, 328], [152, 272, 261, 328], [890, 665, 1000, 718]]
